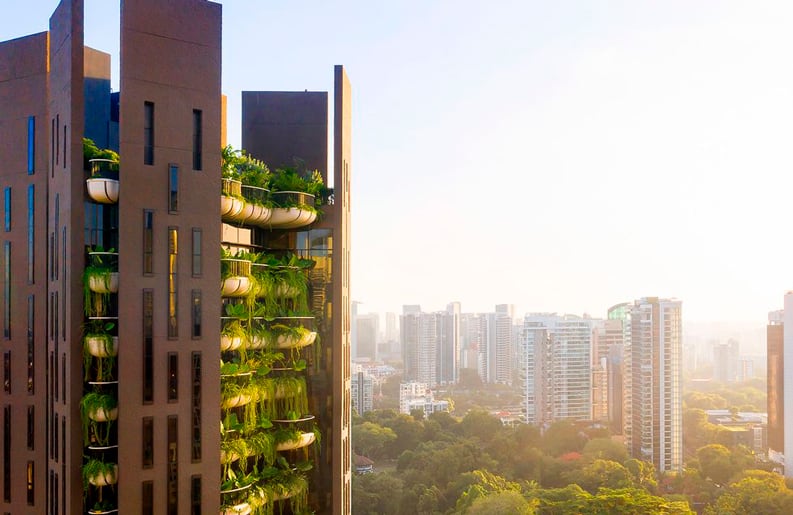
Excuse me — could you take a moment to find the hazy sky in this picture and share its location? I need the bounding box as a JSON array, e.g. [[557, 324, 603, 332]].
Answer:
[[3, 1, 793, 329]]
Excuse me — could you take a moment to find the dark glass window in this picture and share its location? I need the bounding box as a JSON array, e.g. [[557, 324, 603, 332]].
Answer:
[[53, 413, 58, 461], [191, 290, 201, 339], [27, 116, 35, 174], [168, 352, 178, 402], [192, 110, 202, 171], [27, 406, 34, 450], [144, 102, 154, 165], [142, 417, 153, 468], [167, 416, 178, 515], [191, 228, 201, 277], [3, 351, 9, 393], [168, 227, 178, 338], [27, 295, 33, 394], [168, 164, 179, 213], [3, 187, 9, 232], [142, 481, 153, 515], [190, 475, 201, 515], [143, 289, 154, 403], [4, 405, 10, 502], [3, 241, 9, 339], [61, 353, 65, 403], [53, 194, 58, 281], [191, 352, 201, 461], [27, 184, 34, 284], [62, 125, 66, 169], [26, 461, 33, 505], [143, 210, 154, 275]]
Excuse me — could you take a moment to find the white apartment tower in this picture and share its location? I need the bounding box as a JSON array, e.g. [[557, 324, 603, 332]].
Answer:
[[520, 314, 594, 423]]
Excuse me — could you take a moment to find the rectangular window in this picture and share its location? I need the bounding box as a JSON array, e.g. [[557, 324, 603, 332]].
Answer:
[[27, 406, 34, 450], [192, 109, 202, 171], [54, 195, 59, 281], [144, 102, 154, 165], [167, 416, 178, 515], [168, 227, 178, 338], [191, 228, 201, 277], [27, 185, 34, 284], [190, 476, 201, 515], [3, 187, 9, 232], [53, 414, 58, 461], [62, 125, 66, 169], [142, 481, 153, 515], [191, 290, 201, 339], [27, 295, 34, 394], [3, 351, 9, 393], [168, 164, 179, 213], [4, 241, 10, 338], [4, 405, 10, 502], [143, 210, 153, 275], [27, 116, 35, 174], [26, 461, 33, 505], [143, 289, 154, 403], [191, 352, 201, 461], [168, 352, 178, 402], [142, 417, 153, 468], [61, 354, 65, 404]]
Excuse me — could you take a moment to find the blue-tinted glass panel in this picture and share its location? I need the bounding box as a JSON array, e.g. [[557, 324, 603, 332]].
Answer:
[[4, 188, 10, 232], [27, 116, 35, 174], [168, 164, 178, 213]]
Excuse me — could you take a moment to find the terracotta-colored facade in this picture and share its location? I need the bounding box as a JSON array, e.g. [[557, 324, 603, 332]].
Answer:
[[0, 1, 351, 514]]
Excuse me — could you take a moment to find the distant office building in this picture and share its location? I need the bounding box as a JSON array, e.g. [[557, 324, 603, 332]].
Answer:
[[398, 382, 450, 416], [520, 313, 594, 424], [738, 358, 755, 382], [460, 313, 484, 371], [593, 318, 624, 427], [479, 305, 514, 384], [625, 297, 683, 473], [351, 371, 374, 414], [438, 302, 461, 385], [769, 309, 784, 464], [355, 312, 379, 361], [713, 339, 739, 382], [607, 303, 631, 435]]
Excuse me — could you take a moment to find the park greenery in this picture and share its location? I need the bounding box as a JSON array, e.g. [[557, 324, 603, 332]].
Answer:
[[352, 399, 789, 514]]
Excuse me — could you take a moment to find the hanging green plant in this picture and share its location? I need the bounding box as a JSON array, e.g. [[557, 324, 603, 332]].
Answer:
[[80, 392, 118, 446], [82, 458, 118, 491]]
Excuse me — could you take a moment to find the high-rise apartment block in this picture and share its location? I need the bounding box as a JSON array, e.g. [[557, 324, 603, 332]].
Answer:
[[354, 312, 379, 361], [400, 304, 460, 386], [624, 297, 682, 473], [767, 308, 784, 466], [519, 314, 594, 424], [0, 1, 351, 513], [351, 371, 374, 415]]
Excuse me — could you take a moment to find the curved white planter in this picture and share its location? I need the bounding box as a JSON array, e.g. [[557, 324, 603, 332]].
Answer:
[[88, 465, 118, 487], [268, 207, 317, 229], [226, 201, 255, 224], [88, 406, 118, 422], [86, 178, 119, 204], [276, 331, 317, 350], [221, 276, 253, 297], [88, 273, 119, 294], [220, 335, 243, 352], [86, 336, 118, 358], [273, 282, 300, 298], [248, 204, 272, 226], [221, 196, 245, 220], [221, 503, 252, 515], [222, 394, 252, 409], [276, 431, 315, 451]]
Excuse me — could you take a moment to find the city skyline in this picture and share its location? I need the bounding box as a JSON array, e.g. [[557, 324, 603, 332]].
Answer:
[[4, 1, 793, 328]]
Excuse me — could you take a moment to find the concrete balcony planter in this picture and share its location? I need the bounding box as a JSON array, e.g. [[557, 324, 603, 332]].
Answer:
[[221, 179, 245, 220], [221, 503, 252, 515], [83, 461, 118, 487], [241, 186, 272, 226], [85, 336, 118, 358], [269, 192, 317, 229], [88, 406, 118, 423], [222, 393, 252, 409], [276, 431, 315, 451], [88, 272, 119, 294], [221, 259, 253, 297], [86, 178, 119, 204], [221, 335, 244, 352], [275, 330, 317, 350], [86, 159, 119, 204]]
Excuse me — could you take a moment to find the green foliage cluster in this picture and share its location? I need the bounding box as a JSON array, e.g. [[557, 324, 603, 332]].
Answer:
[[352, 406, 778, 514], [351, 411, 694, 514]]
